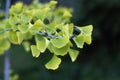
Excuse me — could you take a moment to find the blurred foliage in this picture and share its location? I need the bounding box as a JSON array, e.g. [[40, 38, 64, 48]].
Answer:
[[0, 0, 120, 80]]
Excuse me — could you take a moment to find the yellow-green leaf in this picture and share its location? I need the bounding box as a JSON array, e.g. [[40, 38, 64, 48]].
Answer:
[[0, 39, 10, 51], [69, 49, 79, 62], [52, 44, 69, 56], [34, 19, 44, 27], [45, 55, 61, 70], [80, 25, 93, 35], [8, 31, 18, 44], [73, 35, 85, 48], [49, 1, 58, 7], [51, 35, 69, 48], [16, 32, 23, 44], [30, 45, 40, 58], [63, 10, 72, 18], [35, 34, 47, 53], [84, 35, 92, 44], [18, 24, 29, 33], [22, 41, 30, 52]]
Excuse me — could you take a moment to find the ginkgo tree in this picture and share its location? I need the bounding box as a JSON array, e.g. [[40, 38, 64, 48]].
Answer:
[[0, 0, 93, 70]]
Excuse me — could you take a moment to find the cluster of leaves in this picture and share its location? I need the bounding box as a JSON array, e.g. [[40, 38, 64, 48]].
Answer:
[[0, 0, 93, 70]]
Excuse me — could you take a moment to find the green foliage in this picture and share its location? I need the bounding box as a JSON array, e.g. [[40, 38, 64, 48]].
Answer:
[[0, 0, 93, 70]]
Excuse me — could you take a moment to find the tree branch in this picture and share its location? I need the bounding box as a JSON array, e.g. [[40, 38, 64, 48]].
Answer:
[[4, 0, 11, 80]]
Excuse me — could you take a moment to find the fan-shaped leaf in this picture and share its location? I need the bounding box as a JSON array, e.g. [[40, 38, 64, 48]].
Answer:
[[84, 35, 92, 44], [45, 55, 61, 70], [69, 49, 79, 62], [73, 35, 85, 48], [52, 44, 69, 56], [30, 45, 40, 58], [80, 25, 93, 35], [35, 34, 47, 53], [18, 24, 29, 33], [51, 35, 69, 48], [16, 32, 23, 44], [22, 41, 30, 52], [8, 31, 18, 44]]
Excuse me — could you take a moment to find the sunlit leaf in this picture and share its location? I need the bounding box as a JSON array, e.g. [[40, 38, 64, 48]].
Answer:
[[69, 49, 79, 62], [35, 34, 47, 53], [45, 55, 61, 70], [8, 31, 18, 44], [22, 41, 30, 52], [16, 32, 23, 44], [73, 35, 85, 48], [31, 45, 40, 58], [63, 10, 72, 18], [34, 19, 44, 27], [52, 44, 69, 56], [10, 2, 23, 14], [49, 1, 58, 7], [51, 35, 69, 48], [18, 24, 29, 33], [84, 35, 92, 44], [0, 39, 10, 51], [80, 25, 93, 35]]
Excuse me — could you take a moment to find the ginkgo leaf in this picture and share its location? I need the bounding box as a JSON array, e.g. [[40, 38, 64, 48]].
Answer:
[[84, 35, 92, 44], [73, 35, 85, 48], [69, 49, 79, 62], [52, 44, 69, 56], [34, 19, 44, 27], [30, 45, 40, 58], [22, 41, 30, 52], [8, 31, 18, 44], [63, 10, 72, 18], [10, 2, 23, 14], [0, 39, 10, 51], [80, 25, 93, 35], [48, 43, 54, 53], [45, 55, 61, 70], [51, 35, 69, 48], [49, 1, 58, 7], [9, 16, 18, 25], [18, 24, 29, 33], [35, 34, 47, 53], [16, 32, 23, 44]]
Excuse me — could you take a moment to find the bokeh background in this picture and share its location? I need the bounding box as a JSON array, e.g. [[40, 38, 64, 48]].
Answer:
[[0, 0, 120, 80]]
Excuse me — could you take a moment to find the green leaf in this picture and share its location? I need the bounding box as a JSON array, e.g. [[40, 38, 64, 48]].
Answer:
[[80, 25, 93, 35], [22, 41, 30, 52], [34, 19, 44, 27], [22, 32, 33, 40], [8, 31, 18, 44], [0, 39, 10, 51], [29, 23, 42, 34], [73, 35, 85, 48], [45, 55, 61, 70], [0, 32, 7, 39], [35, 34, 47, 53], [69, 23, 74, 35], [9, 16, 18, 25], [18, 24, 29, 33], [49, 1, 58, 7], [63, 10, 72, 18], [51, 35, 69, 48], [69, 49, 79, 62], [16, 32, 23, 44], [10, 2, 23, 14], [30, 45, 40, 58], [52, 44, 69, 56], [48, 43, 54, 53], [84, 35, 92, 44]]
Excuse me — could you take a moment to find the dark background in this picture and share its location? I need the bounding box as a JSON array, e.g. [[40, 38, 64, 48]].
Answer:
[[0, 0, 120, 80]]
